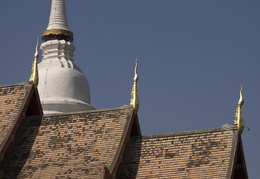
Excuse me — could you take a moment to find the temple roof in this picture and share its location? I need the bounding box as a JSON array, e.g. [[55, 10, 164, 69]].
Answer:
[[0, 81, 248, 178], [116, 127, 247, 178], [1, 106, 136, 178]]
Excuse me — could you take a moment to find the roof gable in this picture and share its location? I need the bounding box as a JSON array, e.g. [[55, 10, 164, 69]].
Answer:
[[231, 136, 248, 179], [1, 106, 134, 178], [117, 128, 239, 178], [0, 82, 40, 161]]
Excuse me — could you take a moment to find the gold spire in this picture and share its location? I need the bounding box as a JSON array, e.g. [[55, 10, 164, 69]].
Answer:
[[234, 84, 245, 135], [130, 59, 139, 113], [29, 38, 39, 89]]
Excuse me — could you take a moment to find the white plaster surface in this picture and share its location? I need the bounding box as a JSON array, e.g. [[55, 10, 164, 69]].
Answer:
[[47, 0, 70, 30], [38, 40, 94, 114]]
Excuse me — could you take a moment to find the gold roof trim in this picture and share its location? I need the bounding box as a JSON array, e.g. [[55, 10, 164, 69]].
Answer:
[[29, 38, 39, 89], [234, 84, 245, 135], [130, 59, 139, 113], [42, 29, 73, 37]]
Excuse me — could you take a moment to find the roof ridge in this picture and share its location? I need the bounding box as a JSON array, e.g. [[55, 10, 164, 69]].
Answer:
[[0, 81, 32, 88], [39, 105, 133, 117], [139, 127, 237, 139]]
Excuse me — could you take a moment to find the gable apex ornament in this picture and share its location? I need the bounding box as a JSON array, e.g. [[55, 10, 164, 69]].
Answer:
[[234, 84, 245, 135], [130, 59, 139, 113], [29, 38, 39, 89]]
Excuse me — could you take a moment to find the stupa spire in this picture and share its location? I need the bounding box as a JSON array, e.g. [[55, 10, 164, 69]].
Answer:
[[42, 0, 73, 42], [47, 0, 69, 30]]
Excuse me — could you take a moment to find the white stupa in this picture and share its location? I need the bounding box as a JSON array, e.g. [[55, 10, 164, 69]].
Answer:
[[38, 0, 94, 114]]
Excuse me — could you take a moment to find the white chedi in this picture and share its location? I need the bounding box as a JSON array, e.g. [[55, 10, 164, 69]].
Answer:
[[38, 0, 94, 114], [38, 40, 94, 114]]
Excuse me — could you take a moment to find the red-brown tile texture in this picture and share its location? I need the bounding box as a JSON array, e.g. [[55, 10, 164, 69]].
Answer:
[[1, 107, 133, 178], [117, 128, 237, 179], [0, 82, 33, 153]]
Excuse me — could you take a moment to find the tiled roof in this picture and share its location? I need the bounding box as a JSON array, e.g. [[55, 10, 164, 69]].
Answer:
[[0, 82, 34, 160], [0, 82, 247, 178], [117, 128, 238, 179], [1, 107, 134, 178]]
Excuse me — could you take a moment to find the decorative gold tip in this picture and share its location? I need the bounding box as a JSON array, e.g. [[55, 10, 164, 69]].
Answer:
[[234, 84, 244, 135], [130, 59, 139, 113], [29, 38, 39, 89], [238, 84, 244, 105]]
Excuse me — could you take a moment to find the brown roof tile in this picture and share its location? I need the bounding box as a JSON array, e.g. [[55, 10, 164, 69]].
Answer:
[[1, 107, 134, 178], [117, 128, 238, 179], [0, 82, 34, 160]]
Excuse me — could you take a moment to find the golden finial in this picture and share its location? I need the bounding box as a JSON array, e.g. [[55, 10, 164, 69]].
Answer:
[[130, 59, 139, 113], [29, 38, 39, 89], [234, 84, 245, 135]]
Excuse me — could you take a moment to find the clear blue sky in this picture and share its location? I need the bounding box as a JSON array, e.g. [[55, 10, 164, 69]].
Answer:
[[0, 1, 259, 178]]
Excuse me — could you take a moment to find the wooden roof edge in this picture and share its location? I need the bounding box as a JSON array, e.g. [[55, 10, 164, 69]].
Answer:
[[103, 166, 113, 179], [237, 136, 248, 178], [108, 107, 138, 178], [0, 82, 41, 161], [241, 138, 248, 178], [227, 130, 240, 179], [230, 136, 249, 179]]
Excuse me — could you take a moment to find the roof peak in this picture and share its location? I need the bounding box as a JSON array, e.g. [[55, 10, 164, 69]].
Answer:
[[130, 59, 139, 113], [234, 84, 245, 135], [29, 38, 39, 89]]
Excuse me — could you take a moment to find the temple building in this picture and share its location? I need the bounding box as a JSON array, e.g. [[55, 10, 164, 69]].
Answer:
[[0, 0, 248, 178]]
